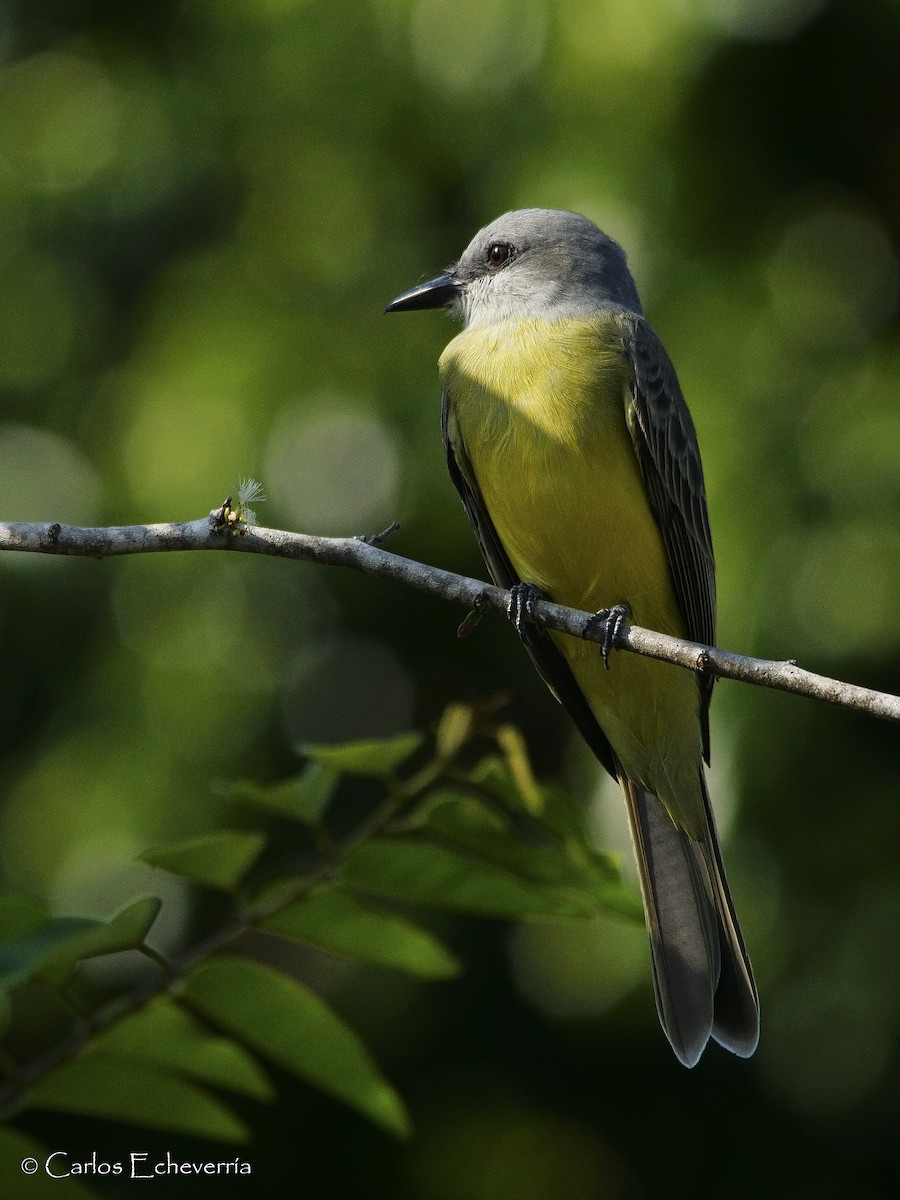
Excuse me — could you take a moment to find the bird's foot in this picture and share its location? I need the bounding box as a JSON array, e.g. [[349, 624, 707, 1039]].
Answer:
[[507, 583, 545, 637], [585, 603, 630, 669]]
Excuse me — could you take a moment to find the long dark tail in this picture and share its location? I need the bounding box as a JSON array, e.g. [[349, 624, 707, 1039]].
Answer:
[[620, 771, 759, 1067]]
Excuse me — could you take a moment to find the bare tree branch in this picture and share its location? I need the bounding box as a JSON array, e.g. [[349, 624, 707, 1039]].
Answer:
[[1, 512, 897, 723]]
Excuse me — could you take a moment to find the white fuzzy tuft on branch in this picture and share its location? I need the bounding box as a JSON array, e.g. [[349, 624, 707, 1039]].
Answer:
[[0, 509, 897, 723]]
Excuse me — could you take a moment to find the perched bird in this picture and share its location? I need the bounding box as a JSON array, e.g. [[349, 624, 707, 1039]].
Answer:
[[386, 208, 759, 1066]]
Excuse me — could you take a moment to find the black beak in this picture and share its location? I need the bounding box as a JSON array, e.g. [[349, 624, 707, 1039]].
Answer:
[[384, 273, 460, 313]]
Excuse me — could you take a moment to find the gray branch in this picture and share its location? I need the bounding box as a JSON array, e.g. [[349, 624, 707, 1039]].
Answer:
[[1, 512, 897, 724]]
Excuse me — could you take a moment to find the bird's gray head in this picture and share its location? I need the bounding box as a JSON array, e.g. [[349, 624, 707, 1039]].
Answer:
[[386, 208, 643, 327]]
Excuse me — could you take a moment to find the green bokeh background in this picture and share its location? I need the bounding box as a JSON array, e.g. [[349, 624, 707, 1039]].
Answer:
[[1, 0, 899, 1195]]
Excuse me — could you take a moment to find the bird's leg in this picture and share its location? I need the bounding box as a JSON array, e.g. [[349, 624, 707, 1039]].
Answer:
[[585, 602, 630, 669], [507, 583, 546, 637]]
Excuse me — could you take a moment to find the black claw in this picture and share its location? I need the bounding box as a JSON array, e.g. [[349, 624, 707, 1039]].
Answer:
[[586, 603, 630, 669], [507, 583, 545, 637]]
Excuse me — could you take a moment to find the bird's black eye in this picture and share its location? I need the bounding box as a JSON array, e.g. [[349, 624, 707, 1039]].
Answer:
[[486, 242, 515, 270]]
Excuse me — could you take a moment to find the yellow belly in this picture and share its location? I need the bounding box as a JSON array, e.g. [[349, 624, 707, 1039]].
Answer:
[[441, 314, 704, 826]]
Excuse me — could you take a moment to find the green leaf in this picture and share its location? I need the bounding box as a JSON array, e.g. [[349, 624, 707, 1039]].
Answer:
[[0, 917, 101, 989], [183, 958, 410, 1138], [261, 885, 461, 979], [434, 703, 474, 760], [470, 756, 586, 840], [250, 875, 301, 910], [585, 874, 644, 922], [401, 788, 507, 835], [97, 895, 162, 945], [30, 1055, 248, 1142], [0, 989, 11, 1038], [496, 724, 542, 814], [93, 998, 273, 1100], [0, 896, 49, 939], [217, 761, 338, 825], [0, 1128, 99, 1198], [469, 754, 531, 809], [341, 839, 595, 918], [139, 831, 266, 890], [409, 792, 587, 886], [38, 897, 163, 986], [301, 731, 424, 777], [531, 781, 592, 842], [410, 791, 642, 921]]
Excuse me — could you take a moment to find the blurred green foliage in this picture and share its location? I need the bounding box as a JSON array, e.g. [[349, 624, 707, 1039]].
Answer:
[[0, 0, 898, 1195], [0, 716, 640, 1189]]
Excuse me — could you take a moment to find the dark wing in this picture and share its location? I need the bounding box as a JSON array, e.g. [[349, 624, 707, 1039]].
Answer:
[[441, 388, 618, 779], [621, 315, 716, 760]]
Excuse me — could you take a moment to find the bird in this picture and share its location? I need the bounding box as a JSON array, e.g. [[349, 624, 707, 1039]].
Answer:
[[385, 208, 759, 1067]]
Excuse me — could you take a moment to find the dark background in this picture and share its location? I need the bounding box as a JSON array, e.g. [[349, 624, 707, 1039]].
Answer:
[[0, 0, 899, 1195]]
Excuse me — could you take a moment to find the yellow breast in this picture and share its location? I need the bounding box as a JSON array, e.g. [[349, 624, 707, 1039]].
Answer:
[[440, 314, 683, 635], [440, 313, 704, 812]]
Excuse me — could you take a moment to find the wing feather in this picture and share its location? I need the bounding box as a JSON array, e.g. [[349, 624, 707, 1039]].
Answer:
[[621, 316, 716, 760]]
